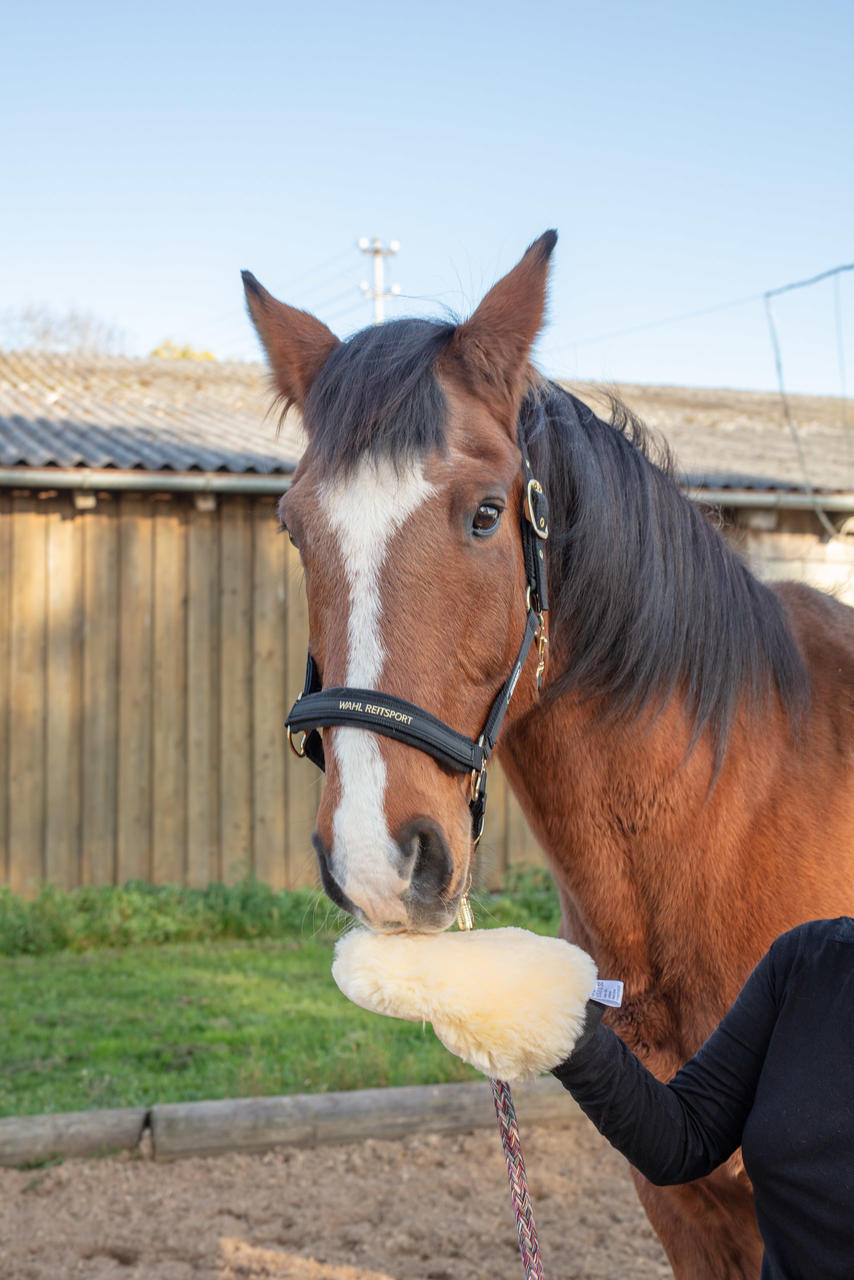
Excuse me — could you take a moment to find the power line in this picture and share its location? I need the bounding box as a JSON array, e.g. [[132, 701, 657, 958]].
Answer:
[[324, 299, 370, 328], [296, 262, 365, 308], [763, 262, 854, 540], [305, 285, 362, 315], [568, 291, 764, 348], [568, 263, 854, 350], [276, 246, 357, 297], [765, 262, 854, 302], [564, 259, 853, 541]]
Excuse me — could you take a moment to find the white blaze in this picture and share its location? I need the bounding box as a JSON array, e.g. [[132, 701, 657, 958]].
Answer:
[[320, 457, 434, 916]]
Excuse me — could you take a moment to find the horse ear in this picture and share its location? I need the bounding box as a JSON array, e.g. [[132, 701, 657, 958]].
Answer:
[[444, 230, 557, 420], [242, 271, 340, 412]]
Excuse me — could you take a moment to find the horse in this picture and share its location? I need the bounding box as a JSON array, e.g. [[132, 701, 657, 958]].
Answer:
[[243, 231, 854, 1278]]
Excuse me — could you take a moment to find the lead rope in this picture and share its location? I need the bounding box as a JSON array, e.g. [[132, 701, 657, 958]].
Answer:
[[457, 894, 546, 1280]]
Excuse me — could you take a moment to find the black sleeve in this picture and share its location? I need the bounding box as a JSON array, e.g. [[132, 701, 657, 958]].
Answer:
[[552, 941, 785, 1185]]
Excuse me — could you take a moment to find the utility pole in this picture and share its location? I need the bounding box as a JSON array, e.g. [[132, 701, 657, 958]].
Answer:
[[359, 237, 400, 324]]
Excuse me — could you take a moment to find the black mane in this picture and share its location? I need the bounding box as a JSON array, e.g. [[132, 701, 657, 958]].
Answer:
[[522, 382, 807, 749], [301, 318, 807, 751]]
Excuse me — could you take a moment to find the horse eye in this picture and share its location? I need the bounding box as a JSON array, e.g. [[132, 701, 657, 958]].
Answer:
[[472, 504, 502, 537], [278, 521, 300, 550]]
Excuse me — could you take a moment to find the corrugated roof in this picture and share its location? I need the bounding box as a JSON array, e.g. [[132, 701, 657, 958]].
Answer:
[[0, 352, 851, 493], [0, 351, 303, 474], [576, 381, 853, 495]]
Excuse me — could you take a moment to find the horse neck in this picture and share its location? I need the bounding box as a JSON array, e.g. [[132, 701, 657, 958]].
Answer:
[[497, 691, 757, 1059]]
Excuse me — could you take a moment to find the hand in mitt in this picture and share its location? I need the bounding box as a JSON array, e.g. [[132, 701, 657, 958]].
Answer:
[[332, 926, 597, 1082]]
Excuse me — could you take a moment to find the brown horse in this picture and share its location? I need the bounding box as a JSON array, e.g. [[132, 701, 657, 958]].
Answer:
[[243, 232, 854, 1278]]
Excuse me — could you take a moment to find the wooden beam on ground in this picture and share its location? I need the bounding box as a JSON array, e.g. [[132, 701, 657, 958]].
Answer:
[[0, 1079, 584, 1168], [149, 1075, 582, 1161], [0, 1107, 148, 1167]]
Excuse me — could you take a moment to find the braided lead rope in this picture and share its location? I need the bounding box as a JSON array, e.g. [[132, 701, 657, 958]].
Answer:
[[490, 1077, 546, 1280], [456, 893, 545, 1279]]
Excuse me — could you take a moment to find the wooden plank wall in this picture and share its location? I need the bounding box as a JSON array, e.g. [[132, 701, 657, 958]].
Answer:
[[0, 490, 541, 893]]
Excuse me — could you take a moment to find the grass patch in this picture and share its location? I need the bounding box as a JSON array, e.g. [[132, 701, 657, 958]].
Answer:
[[0, 879, 343, 956], [0, 870, 560, 1116]]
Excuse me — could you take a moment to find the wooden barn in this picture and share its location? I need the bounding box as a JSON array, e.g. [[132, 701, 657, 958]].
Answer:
[[1, 352, 852, 894]]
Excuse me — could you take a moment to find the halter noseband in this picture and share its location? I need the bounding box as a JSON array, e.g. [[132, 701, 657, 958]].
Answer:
[[285, 432, 549, 845]]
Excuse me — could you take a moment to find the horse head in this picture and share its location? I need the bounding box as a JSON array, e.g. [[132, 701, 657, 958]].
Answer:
[[244, 232, 557, 932]]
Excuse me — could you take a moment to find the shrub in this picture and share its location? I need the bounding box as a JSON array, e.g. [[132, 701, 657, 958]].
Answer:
[[0, 866, 560, 957], [0, 881, 336, 956]]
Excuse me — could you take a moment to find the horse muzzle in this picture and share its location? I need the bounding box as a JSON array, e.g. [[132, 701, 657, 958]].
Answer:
[[312, 818, 459, 933]]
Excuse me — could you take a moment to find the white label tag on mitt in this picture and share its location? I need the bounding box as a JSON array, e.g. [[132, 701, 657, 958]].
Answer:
[[591, 979, 624, 1007]]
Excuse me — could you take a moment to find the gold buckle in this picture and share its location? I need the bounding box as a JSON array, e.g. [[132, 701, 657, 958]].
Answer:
[[535, 612, 548, 691], [469, 735, 486, 804], [456, 892, 475, 931], [525, 478, 549, 540]]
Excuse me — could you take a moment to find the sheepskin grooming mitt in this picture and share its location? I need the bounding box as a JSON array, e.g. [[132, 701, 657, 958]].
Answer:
[[332, 926, 598, 1082]]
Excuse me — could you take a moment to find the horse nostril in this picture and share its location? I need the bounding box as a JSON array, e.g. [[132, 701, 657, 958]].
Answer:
[[396, 819, 453, 901], [311, 833, 361, 919], [399, 830, 429, 862]]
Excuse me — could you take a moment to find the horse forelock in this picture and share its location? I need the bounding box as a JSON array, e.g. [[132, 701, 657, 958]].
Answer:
[[303, 317, 456, 478]]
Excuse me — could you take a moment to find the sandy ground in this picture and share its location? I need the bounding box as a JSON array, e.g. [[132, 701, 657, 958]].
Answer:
[[0, 1120, 671, 1280]]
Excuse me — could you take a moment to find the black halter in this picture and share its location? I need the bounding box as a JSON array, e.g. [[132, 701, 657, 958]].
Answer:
[[285, 433, 549, 844]]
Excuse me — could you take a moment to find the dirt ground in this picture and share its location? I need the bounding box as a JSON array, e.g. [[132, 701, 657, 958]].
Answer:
[[0, 1120, 671, 1280]]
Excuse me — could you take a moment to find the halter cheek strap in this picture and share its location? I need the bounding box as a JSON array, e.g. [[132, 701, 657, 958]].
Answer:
[[285, 431, 549, 844]]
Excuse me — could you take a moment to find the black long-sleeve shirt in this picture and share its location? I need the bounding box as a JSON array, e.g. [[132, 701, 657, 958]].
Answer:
[[552, 917, 854, 1280]]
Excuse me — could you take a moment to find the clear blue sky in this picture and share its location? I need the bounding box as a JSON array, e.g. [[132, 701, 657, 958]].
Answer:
[[2, 0, 852, 392]]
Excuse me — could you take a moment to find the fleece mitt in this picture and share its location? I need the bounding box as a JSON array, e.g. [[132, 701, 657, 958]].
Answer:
[[332, 926, 598, 1082]]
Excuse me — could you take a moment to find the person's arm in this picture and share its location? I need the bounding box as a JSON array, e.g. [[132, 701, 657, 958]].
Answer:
[[331, 921, 790, 1187], [552, 943, 784, 1184]]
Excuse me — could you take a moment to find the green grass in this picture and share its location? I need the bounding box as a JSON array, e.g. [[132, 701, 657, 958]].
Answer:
[[0, 869, 560, 1117], [0, 879, 342, 956]]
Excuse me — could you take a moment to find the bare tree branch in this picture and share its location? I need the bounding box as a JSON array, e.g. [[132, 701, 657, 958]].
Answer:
[[0, 305, 126, 355]]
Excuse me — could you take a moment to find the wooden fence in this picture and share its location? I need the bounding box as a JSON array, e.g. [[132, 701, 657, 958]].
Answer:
[[0, 489, 540, 894]]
